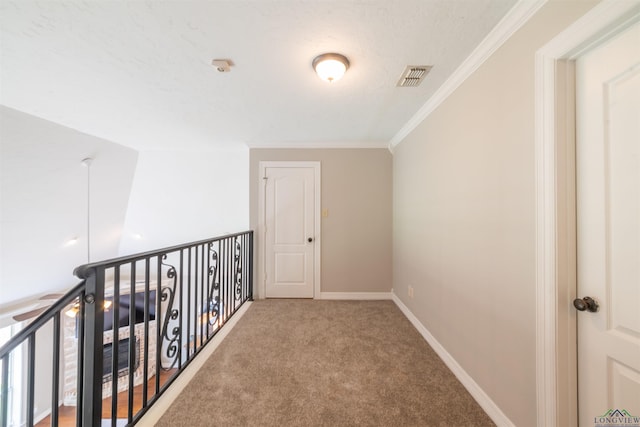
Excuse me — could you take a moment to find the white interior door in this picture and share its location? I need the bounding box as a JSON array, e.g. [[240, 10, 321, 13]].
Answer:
[[262, 163, 318, 298], [576, 21, 640, 424]]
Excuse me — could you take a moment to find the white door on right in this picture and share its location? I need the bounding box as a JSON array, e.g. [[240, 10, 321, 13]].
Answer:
[[576, 21, 640, 424]]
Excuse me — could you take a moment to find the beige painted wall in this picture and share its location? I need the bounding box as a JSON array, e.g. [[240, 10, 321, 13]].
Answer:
[[250, 148, 392, 294], [392, 1, 597, 426]]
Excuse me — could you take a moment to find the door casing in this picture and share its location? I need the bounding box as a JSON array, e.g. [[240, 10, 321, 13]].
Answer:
[[535, 2, 640, 425], [257, 161, 321, 300]]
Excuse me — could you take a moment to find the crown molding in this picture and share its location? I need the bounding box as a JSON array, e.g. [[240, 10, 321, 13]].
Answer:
[[388, 0, 548, 151], [246, 140, 389, 150]]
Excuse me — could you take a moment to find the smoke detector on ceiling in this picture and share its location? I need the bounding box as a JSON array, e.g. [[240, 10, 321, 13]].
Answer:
[[211, 59, 233, 72], [397, 65, 432, 87]]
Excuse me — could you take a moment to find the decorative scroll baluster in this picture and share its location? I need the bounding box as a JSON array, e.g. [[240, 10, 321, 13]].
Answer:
[[207, 243, 221, 327], [234, 237, 243, 301], [160, 255, 180, 370]]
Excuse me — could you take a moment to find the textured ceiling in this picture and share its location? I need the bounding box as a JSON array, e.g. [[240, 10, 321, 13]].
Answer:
[[0, 0, 517, 151]]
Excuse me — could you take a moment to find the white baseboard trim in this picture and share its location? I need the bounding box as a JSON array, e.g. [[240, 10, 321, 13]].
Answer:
[[138, 301, 253, 426], [391, 291, 515, 427], [318, 292, 392, 300]]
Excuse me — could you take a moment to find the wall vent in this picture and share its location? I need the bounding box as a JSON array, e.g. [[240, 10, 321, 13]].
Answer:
[[397, 65, 432, 87]]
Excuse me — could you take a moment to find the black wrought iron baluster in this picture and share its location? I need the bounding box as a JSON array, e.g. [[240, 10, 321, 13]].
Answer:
[[227, 238, 232, 319], [247, 232, 252, 301], [228, 238, 232, 318], [218, 239, 223, 326], [202, 244, 206, 337], [241, 233, 246, 302], [111, 266, 120, 427], [220, 238, 226, 325], [192, 246, 198, 353], [179, 249, 184, 369], [200, 244, 204, 344], [228, 237, 233, 311], [222, 238, 226, 321], [230, 238, 234, 316], [206, 243, 211, 339], [1, 354, 8, 427], [127, 263, 136, 424], [76, 291, 85, 427], [186, 247, 191, 359], [160, 254, 180, 370], [26, 333, 35, 427], [143, 258, 150, 406], [244, 233, 249, 301], [51, 313, 60, 427], [249, 232, 254, 301], [156, 256, 161, 395]]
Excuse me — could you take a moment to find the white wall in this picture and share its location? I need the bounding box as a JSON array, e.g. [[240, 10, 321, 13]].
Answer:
[[0, 106, 138, 306], [119, 149, 249, 256], [391, 1, 597, 426], [1, 107, 250, 307]]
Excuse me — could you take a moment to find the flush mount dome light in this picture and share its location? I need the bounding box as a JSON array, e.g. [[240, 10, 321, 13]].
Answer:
[[313, 53, 349, 83]]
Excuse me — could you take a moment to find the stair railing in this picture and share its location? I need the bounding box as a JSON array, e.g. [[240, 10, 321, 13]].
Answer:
[[0, 230, 253, 427]]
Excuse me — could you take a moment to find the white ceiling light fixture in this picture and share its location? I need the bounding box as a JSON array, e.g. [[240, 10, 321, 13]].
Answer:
[[312, 53, 349, 83]]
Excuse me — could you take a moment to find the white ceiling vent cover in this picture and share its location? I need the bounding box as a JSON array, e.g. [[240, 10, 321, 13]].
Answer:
[[397, 65, 432, 87]]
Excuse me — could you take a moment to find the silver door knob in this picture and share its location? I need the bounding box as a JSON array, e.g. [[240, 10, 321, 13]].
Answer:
[[573, 296, 599, 312]]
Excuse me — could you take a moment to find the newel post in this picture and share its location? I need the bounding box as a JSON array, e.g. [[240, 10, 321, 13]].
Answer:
[[75, 265, 105, 426]]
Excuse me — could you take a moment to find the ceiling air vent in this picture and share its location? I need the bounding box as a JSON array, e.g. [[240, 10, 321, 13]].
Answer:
[[397, 65, 432, 87]]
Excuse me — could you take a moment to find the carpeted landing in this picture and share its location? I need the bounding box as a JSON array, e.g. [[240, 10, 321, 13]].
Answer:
[[157, 300, 494, 426]]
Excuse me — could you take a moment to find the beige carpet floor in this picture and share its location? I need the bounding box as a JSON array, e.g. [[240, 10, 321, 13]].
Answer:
[[157, 300, 494, 426]]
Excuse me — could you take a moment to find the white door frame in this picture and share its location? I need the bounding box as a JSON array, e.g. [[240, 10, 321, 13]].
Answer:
[[257, 161, 321, 300], [535, 1, 640, 425]]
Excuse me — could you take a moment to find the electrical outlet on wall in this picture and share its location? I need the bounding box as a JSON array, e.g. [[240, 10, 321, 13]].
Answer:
[[408, 285, 414, 298]]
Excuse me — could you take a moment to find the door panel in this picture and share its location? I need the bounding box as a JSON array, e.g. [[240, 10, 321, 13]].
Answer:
[[608, 66, 640, 340], [264, 166, 316, 298], [274, 178, 306, 244], [576, 21, 640, 423], [609, 360, 640, 414], [275, 253, 305, 283]]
